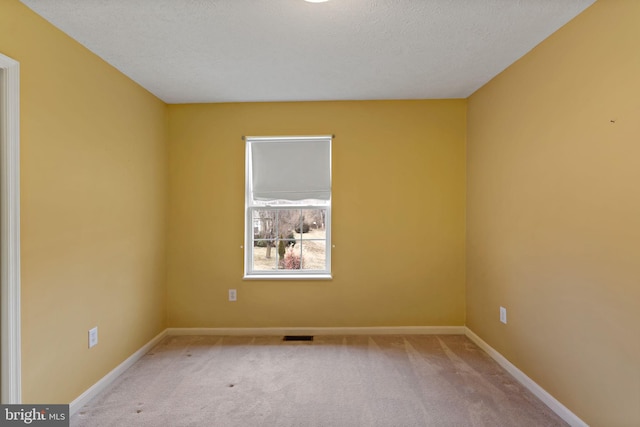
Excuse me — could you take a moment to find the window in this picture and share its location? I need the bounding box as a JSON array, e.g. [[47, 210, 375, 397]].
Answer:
[[244, 136, 331, 279]]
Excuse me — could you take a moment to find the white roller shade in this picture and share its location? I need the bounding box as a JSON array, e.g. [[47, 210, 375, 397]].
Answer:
[[249, 136, 331, 202]]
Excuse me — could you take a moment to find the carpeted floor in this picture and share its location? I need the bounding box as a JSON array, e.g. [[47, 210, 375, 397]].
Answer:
[[71, 335, 568, 427]]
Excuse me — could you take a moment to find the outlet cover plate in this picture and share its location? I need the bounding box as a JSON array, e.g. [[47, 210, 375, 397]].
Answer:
[[499, 307, 507, 324], [89, 327, 98, 348]]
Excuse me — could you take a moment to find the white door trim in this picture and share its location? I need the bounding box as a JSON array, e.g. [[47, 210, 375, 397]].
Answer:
[[0, 52, 22, 404]]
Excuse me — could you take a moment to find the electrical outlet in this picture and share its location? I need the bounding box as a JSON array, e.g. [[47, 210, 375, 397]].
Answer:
[[88, 327, 98, 348], [228, 289, 237, 302], [499, 307, 507, 324]]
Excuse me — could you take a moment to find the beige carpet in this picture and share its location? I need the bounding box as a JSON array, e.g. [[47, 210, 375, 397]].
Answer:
[[72, 335, 568, 427]]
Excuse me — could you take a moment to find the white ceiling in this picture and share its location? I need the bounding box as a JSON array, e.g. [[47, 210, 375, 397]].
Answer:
[[21, 0, 596, 104]]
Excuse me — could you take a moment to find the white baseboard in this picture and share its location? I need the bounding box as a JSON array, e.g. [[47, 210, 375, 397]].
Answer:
[[167, 326, 466, 336], [464, 327, 588, 427], [69, 329, 168, 415]]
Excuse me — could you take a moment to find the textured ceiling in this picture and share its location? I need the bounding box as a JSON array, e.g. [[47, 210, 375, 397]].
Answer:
[[21, 0, 595, 104]]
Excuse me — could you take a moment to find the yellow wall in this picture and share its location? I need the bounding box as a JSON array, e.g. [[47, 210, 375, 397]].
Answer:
[[0, 0, 168, 403], [467, 1, 640, 425], [167, 101, 466, 328]]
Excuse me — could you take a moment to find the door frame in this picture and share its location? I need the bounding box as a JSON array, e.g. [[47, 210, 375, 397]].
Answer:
[[0, 52, 22, 404]]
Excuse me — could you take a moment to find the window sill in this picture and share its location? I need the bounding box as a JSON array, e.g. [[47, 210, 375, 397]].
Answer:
[[243, 274, 332, 281]]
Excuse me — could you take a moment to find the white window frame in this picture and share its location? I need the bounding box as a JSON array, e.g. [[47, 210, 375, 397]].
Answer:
[[244, 136, 332, 280]]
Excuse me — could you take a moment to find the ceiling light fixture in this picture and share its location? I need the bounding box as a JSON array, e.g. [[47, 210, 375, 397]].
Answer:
[[304, 0, 329, 3]]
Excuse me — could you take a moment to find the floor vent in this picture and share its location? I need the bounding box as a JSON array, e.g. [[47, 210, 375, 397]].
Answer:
[[283, 335, 314, 341]]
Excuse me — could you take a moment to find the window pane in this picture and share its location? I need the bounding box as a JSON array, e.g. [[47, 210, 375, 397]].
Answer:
[[280, 239, 302, 270], [252, 209, 277, 270], [253, 210, 276, 240], [277, 210, 299, 270], [277, 209, 299, 240], [300, 209, 326, 239], [250, 207, 328, 273], [252, 245, 278, 271], [301, 239, 326, 270]]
